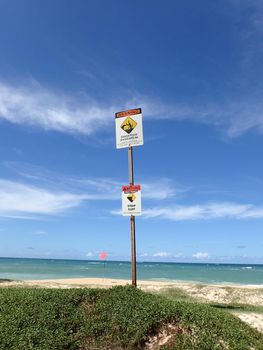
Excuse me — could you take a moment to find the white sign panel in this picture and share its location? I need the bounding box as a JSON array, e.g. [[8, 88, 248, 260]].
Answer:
[[115, 108, 143, 149], [122, 185, 141, 216]]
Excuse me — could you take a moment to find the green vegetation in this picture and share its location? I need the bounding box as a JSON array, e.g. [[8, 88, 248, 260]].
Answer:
[[210, 302, 263, 314], [157, 287, 263, 313], [0, 286, 262, 349], [154, 287, 196, 303]]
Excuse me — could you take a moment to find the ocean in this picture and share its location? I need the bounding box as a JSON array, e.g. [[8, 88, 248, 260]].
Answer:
[[0, 257, 263, 285]]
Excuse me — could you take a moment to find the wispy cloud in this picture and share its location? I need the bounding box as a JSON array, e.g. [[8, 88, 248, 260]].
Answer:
[[0, 80, 172, 137], [0, 80, 263, 138], [5, 162, 180, 201], [0, 80, 184, 136], [140, 178, 188, 200], [0, 162, 181, 219], [0, 81, 118, 136], [69, 177, 178, 201], [33, 231, 48, 235], [143, 202, 263, 221], [222, 100, 263, 137], [0, 179, 86, 218], [232, 0, 263, 46]]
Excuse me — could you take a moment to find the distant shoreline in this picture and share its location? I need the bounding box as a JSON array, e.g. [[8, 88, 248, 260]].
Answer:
[[1, 256, 263, 265]]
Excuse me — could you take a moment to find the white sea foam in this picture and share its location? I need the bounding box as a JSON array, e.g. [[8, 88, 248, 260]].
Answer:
[[87, 262, 102, 265]]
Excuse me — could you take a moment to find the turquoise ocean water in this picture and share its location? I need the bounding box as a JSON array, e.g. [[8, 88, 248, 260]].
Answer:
[[0, 258, 263, 285]]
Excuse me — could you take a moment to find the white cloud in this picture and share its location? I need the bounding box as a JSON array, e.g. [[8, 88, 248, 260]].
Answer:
[[0, 80, 263, 139], [0, 179, 86, 218], [0, 81, 175, 137], [143, 202, 263, 221], [86, 252, 94, 257], [0, 163, 183, 220], [192, 252, 210, 259], [153, 251, 171, 258], [0, 80, 195, 137], [0, 81, 118, 136]]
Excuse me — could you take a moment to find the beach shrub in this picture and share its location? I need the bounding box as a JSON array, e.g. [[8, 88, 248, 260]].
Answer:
[[79, 286, 263, 350], [0, 286, 262, 349], [0, 287, 88, 350]]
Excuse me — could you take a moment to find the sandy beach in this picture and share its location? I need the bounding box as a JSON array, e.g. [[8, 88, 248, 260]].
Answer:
[[1, 277, 263, 333], [0, 277, 178, 290], [1, 277, 263, 304]]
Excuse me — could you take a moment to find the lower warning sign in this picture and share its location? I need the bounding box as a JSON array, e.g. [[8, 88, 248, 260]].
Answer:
[[122, 185, 141, 216]]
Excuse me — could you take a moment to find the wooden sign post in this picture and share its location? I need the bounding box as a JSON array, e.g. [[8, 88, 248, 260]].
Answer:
[[115, 108, 143, 287]]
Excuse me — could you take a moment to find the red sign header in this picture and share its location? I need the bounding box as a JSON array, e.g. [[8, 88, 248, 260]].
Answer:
[[115, 108, 141, 119], [122, 185, 141, 192]]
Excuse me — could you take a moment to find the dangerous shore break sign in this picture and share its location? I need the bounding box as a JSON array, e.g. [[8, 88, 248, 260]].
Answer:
[[115, 108, 143, 149], [122, 185, 142, 216]]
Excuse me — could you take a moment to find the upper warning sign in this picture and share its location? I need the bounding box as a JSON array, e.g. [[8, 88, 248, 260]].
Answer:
[[115, 108, 143, 149]]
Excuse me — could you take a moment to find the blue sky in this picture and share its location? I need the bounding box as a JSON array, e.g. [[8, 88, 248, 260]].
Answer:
[[0, 0, 263, 263]]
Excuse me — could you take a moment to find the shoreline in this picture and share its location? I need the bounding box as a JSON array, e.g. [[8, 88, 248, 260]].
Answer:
[[1, 277, 263, 289], [27, 277, 263, 289]]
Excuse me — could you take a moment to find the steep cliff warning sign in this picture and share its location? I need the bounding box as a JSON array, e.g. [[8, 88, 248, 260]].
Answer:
[[122, 185, 141, 216], [127, 193, 136, 202], [115, 108, 143, 149], [121, 117, 137, 134]]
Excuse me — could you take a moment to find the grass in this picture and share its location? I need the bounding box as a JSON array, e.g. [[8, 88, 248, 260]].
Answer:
[[157, 287, 263, 313], [154, 287, 196, 303], [0, 286, 262, 349]]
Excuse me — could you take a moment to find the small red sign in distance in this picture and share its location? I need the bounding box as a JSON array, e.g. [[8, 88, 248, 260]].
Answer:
[[99, 251, 107, 260]]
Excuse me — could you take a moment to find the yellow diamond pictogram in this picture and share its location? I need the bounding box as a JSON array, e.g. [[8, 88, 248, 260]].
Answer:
[[121, 117, 137, 134], [127, 193, 136, 203]]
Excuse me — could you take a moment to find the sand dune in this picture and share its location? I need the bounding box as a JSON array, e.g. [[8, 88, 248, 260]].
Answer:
[[1, 277, 263, 333]]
